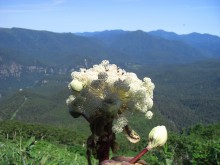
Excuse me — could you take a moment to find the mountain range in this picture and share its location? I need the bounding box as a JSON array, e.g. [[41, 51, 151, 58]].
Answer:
[[0, 27, 219, 132], [1, 27, 219, 87], [1, 28, 220, 67]]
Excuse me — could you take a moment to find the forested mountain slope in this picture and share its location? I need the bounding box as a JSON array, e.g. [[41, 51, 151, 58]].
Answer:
[[0, 28, 219, 131]]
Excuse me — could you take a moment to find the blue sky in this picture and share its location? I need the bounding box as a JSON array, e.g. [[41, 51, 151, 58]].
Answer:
[[0, 0, 220, 36]]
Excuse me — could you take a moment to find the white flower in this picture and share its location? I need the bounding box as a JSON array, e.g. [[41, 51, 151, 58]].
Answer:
[[145, 111, 153, 119], [112, 125, 124, 134], [67, 60, 155, 120], [148, 125, 167, 149], [112, 116, 128, 133], [101, 60, 109, 67], [146, 98, 153, 109], [69, 79, 83, 92], [66, 95, 75, 106]]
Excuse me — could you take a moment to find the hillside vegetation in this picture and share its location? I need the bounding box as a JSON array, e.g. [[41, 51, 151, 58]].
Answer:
[[0, 121, 219, 164], [1, 59, 219, 131]]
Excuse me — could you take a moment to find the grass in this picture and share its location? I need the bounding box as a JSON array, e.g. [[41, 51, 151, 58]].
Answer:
[[0, 134, 98, 165]]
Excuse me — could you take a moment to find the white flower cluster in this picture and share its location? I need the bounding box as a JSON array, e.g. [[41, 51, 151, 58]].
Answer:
[[67, 60, 155, 132], [112, 116, 128, 133]]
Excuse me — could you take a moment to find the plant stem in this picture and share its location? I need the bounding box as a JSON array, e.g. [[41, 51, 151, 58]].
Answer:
[[129, 146, 151, 164]]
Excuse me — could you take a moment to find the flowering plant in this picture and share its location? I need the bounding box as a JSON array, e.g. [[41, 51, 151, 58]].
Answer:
[[67, 60, 154, 123], [66, 60, 158, 164]]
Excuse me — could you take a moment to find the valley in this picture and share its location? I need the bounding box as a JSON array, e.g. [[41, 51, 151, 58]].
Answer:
[[0, 27, 219, 131]]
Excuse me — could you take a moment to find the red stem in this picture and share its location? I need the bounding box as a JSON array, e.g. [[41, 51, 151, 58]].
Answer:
[[129, 146, 150, 164]]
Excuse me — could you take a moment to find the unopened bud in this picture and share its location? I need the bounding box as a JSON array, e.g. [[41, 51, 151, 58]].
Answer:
[[148, 125, 167, 149], [69, 79, 83, 92]]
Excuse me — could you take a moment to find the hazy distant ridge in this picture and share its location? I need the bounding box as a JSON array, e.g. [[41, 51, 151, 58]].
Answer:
[[148, 29, 220, 58], [1, 27, 219, 68]]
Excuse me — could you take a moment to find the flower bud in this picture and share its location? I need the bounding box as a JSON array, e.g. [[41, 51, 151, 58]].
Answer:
[[148, 125, 167, 149], [145, 111, 153, 119], [69, 79, 83, 92]]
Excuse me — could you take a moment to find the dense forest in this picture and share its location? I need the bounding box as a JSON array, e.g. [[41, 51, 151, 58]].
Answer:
[[0, 59, 219, 130]]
